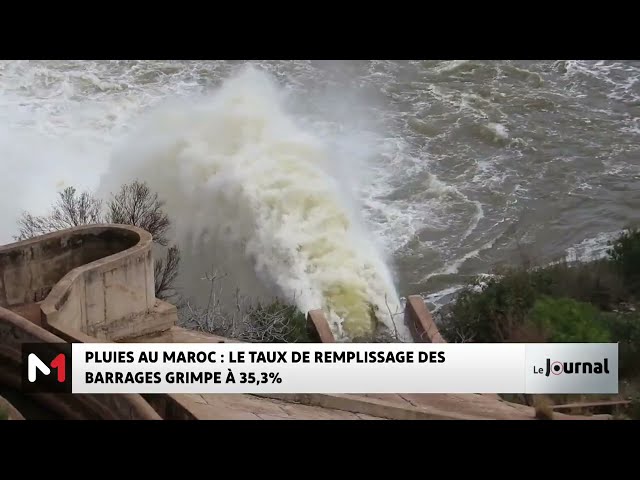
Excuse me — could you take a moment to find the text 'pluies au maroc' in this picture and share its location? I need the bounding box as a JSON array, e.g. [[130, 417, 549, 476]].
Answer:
[[85, 350, 447, 364]]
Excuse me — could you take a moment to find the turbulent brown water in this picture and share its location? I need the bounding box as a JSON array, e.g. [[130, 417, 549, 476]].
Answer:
[[1, 60, 638, 329]]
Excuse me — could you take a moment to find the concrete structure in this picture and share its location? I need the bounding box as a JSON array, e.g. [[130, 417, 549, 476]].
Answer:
[[404, 295, 446, 343], [0, 225, 610, 420], [0, 224, 174, 343]]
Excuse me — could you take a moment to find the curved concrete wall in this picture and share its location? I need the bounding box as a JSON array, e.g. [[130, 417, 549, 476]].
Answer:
[[36, 225, 159, 340], [0, 225, 177, 419], [0, 224, 173, 342], [0, 226, 139, 308]]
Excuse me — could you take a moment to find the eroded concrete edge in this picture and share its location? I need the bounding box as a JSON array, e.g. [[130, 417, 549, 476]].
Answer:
[[405, 295, 446, 343], [252, 393, 485, 420], [307, 309, 336, 343], [38, 224, 156, 340]]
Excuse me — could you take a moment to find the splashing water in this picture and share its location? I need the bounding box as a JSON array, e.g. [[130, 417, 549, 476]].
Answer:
[[98, 65, 412, 342]]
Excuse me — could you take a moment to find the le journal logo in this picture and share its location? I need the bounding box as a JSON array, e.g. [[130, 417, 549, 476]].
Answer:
[[533, 358, 611, 376]]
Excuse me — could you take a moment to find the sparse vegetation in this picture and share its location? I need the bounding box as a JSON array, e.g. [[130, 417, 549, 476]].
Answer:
[[526, 296, 611, 343], [154, 245, 181, 302], [177, 270, 311, 343], [608, 227, 640, 295], [106, 181, 172, 247], [439, 226, 640, 416], [176, 271, 408, 343], [0, 407, 7, 420], [14, 182, 322, 344], [16, 187, 103, 239], [607, 312, 640, 380], [440, 258, 632, 344], [15, 181, 180, 301]]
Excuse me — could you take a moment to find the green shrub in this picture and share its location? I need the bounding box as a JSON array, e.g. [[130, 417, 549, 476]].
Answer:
[[608, 227, 640, 295], [0, 408, 7, 420], [605, 312, 640, 379], [441, 249, 633, 344], [440, 228, 640, 408], [526, 296, 611, 343], [442, 269, 541, 343], [531, 260, 629, 310], [244, 299, 311, 343]]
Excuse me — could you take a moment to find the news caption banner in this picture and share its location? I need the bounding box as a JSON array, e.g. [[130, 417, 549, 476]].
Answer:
[[21, 342, 618, 395]]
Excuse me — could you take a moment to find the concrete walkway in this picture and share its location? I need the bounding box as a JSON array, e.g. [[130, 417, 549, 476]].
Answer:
[[173, 393, 384, 420]]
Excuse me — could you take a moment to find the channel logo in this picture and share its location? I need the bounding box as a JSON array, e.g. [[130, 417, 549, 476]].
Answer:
[[526, 344, 618, 394], [538, 357, 611, 376], [21, 343, 72, 393]]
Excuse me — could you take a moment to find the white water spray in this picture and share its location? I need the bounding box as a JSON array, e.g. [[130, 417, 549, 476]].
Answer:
[[99, 66, 412, 342]]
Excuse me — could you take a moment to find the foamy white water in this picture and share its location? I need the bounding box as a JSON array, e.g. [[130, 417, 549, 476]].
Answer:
[[0, 60, 172, 243], [1, 60, 638, 338], [98, 66, 412, 342]]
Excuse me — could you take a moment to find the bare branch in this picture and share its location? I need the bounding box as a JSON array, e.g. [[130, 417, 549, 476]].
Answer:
[[154, 245, 181, 301], [15, 187, 103, 240], [106, 180, 171, 246], [383, 293, 402, 341], [14, 181, 182, 305], [453, 326, 476, 343], [176, 270, 310, 343]]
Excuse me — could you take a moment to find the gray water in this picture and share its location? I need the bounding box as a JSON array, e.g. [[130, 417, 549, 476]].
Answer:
[[1, 60, 638, 311]]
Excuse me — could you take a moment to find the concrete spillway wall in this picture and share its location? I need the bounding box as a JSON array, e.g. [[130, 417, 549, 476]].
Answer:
[[0, 226, 139, 307], [0, 224, 175, 342], [0, 224, 175, 420], [306, 294, 445, 344]]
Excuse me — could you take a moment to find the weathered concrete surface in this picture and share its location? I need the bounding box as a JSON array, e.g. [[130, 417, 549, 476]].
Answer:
[[93, 299, 176, 341], [0, 224, 173, 343], [8, 301, 43, 325], [405, 295, 445, 343], [0, 225, 138, 307], [307, 309, 335, 343], [173, 393, 384, 420], [120, 326, 240, 343], [142, 394, 199, 420], [253, 393, 610, 420], [254, 393, 482, 420], [37, 225, 167, 341]]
